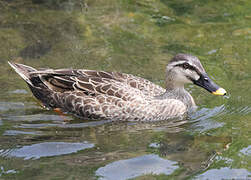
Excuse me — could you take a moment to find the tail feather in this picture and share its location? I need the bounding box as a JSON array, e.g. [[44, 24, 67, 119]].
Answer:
[[8, 61, 37, 86], [8, 62, 55, 108]]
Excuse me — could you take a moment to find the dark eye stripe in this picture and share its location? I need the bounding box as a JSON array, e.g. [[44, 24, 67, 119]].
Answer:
[[175, 63, 201, 76]]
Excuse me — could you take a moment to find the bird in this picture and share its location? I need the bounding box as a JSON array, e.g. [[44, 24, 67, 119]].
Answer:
[[8, 54, 226, 121]]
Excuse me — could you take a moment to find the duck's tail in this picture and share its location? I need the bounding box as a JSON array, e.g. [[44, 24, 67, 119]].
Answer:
[[8, 61, 37, 86], [8, 62, 54, 108]]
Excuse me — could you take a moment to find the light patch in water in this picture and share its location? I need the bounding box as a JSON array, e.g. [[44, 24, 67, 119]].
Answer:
[[0, 166, 18, 177], [194, 167, 251, 180], [8, 89, 28, 94], [3, 130, 41, 136], [0, 142, 94, 160], [207, 49, 217, 55], [96, 154, 179, 180], [149, 142, 160, 148], [0, 118, 2, 126], [0, 102, 37, 112], [239, 145, 251, 156], [0, 102, 25, 111], [215, 156, 233, 164]]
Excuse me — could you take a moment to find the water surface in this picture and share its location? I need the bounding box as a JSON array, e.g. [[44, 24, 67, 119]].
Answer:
[[0, 0, 250, 179]]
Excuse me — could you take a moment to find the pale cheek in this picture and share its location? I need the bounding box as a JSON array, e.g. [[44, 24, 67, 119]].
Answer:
[[192, 73, 200, 81], [186, 70, 200, 81], [180, 76, 192, 83], [176, 71, 192, 83]]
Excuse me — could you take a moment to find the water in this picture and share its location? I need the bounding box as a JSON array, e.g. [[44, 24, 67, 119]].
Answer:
[[96, 154, 179, 180], [0, 142, 94, 160], [0, 0, 250, 179]]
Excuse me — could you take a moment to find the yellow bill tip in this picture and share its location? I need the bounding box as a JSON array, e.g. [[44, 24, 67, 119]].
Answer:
[[212, 88, 227, 96]]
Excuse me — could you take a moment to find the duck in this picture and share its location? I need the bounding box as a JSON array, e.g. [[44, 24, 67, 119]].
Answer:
[[8, 54, 226, 121]]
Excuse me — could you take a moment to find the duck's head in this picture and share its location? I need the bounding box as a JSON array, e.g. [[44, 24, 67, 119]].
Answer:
[[166, 53, 226, 96]]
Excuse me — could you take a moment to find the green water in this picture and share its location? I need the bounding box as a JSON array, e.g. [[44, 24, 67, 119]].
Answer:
[[0, 0, 250, 179]]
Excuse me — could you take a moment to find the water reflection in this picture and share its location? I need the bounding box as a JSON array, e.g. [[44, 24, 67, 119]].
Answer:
[[0, 102, 38, 113], [149, 142, 160, 148], [0, 102, 27, 112], [4, 114, 73, 122], [8, 89, 28, 94], [3, 130, 41, 136], [194, 167, 251, 180], [0, 0, 251, 178], [16, 118, 186, 133], [229, 106, 251, 115], [0, 166, 18, 177], [190, 105, 226, 121], [96, 154, 179, 180], [0, 142, 94, 160], [239, 145, 251, 156], [189, 105, 226, 132], [0, 98, 236, 179], [215, 156, 233, 165], [17, 120, 112, 129]]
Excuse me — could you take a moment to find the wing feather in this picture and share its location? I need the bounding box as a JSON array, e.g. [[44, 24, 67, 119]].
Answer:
[[28, 68, 164, 98]]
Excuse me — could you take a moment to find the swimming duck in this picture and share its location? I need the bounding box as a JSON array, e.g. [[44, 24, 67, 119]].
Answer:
[[8, 54, 226, 121]]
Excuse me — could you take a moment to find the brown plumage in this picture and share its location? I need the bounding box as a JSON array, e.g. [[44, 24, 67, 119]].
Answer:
[[8, 54, 226, 121]]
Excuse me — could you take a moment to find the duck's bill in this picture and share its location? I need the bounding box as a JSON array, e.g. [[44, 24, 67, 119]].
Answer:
[[193, 73, 226, 96], [212, 87, 226, 95]]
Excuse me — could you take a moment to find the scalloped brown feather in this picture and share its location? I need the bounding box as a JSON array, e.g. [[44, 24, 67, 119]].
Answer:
[[8, 62, 187, 121]]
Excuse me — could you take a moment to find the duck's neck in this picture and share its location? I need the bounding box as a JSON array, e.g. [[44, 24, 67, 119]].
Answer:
[[156, 80, 196, 108]]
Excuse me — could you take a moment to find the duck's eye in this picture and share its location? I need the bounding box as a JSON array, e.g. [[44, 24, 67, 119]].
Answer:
[[182, 63, 190, 69]]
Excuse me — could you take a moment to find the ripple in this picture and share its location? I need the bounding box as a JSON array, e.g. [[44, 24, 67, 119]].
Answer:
[[0, 102, 38, 112], [191, 105, 226, 121], [96, 154, 179, 180], [0, 141, 94, 160], [194, 167, 251, 180], [3, 130, 41, 136], [189, 105, 226, 132], [0, 102, 25, 111], [17, 120, 113, 129], [229, 106, 251, 115], [4, 114, 73, 122]]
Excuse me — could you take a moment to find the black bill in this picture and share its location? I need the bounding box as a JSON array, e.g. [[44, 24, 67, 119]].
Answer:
[[193, 73, 226, 96]]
